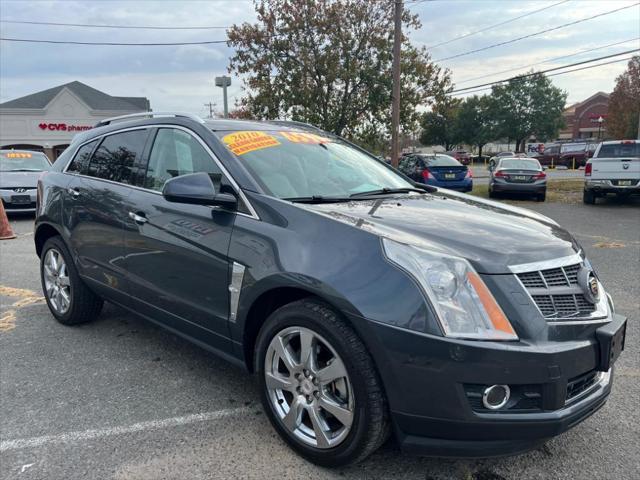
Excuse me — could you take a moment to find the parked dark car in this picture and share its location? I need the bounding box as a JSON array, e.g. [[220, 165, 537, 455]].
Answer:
[[399, 153, 472, 192], [537, 143, 562, 167], [35, 113, 626, 467], [559, 142, 598, 169], [489, 157, 547, 201], [444, 150, 471, 165], [1, 149, 51, 213]]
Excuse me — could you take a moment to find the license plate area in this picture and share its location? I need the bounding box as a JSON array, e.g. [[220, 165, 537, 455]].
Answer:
[[617, 180, 633, 186], [10, 195, 31, 204], [444, 173, 456, 180], [596, 317, 626, 372], [513, 175, 528, 181]]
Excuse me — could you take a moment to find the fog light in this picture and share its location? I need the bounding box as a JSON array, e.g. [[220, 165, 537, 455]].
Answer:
[[482, 384, 510, 410]]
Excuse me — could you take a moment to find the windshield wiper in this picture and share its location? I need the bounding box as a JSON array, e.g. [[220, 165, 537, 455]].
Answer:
[[349, 187, 428, 198], [6, 168, 43, 172], [284, 195, 352, 204]]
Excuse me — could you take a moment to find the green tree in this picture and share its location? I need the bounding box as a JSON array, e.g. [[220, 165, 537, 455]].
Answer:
[[607, 56, 640, 139], [419, 97, 461, 150], [455, 95, 494, 158], [227, 0, 451, 145], [489, 72, 567, 152]]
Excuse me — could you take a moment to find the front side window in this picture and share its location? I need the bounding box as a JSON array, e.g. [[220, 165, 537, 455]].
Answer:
[[145, 128, 223, 192], [88, 130, 148, 184], [216, 130, 413, 199], [66, 140, 97, 174]]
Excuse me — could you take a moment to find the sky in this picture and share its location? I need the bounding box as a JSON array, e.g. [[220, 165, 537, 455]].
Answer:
[[0, 0, 638, 116]]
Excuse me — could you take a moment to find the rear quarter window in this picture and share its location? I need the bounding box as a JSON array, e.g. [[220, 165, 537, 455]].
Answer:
[[66, 140, 98, 174]]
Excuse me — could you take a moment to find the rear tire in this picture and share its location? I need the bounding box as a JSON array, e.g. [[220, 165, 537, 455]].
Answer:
[[536, 191, 546, 202], [40, 236, 103, 325], [583, 189, 597, 205], [488, 185, 497, 198], [255, 299, 389, 467]]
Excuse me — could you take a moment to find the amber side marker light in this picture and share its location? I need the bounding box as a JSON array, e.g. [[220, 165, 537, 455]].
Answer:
[[466, 271, 517, 338]]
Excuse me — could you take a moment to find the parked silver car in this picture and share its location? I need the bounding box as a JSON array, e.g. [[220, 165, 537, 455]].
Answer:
[[489, 157, 547, 201], [0, 150, 51, 212]]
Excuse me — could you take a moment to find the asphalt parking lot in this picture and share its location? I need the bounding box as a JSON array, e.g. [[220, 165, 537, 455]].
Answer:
[[1, 199, 639, 480]]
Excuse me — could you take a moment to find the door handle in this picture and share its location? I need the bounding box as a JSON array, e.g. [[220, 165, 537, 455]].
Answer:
[[67, 187, 80, 198], [128, 211, 148, 224]]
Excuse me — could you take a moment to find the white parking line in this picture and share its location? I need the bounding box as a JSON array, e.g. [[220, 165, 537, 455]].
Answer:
[[0, 407, 250, 452]]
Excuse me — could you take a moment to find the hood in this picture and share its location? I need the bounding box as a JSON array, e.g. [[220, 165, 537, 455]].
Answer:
[[0, 171, 42, 189], [303, 190, 580, 274]]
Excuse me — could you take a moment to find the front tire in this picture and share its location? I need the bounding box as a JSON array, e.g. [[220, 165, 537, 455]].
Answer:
[[40, 236, 103, 325], [255, 299, 389, 467]]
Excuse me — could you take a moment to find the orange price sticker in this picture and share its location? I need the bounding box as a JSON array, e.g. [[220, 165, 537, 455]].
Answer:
[[222, 131, 280, 156], [5, 152, 32, 158], [280, 131, 331, 144]]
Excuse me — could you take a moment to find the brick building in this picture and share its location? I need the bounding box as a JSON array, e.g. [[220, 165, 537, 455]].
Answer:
[[559, 92, 609, 141]]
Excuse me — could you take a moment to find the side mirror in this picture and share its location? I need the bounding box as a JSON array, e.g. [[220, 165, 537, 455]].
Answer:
[[162, 172, 237, 210]]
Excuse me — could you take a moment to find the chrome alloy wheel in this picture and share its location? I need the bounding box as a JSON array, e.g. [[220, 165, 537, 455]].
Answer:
[[43, 248, 71, 314], [264, 326, 354, 449]]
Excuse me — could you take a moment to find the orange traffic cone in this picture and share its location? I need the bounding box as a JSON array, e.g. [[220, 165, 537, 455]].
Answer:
[[0, 201, 16, 240]]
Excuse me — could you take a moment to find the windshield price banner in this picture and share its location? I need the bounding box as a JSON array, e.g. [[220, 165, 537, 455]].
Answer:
[[222, 131, 280, 155]]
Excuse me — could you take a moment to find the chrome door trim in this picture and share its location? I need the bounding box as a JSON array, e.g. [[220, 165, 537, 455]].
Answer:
[[61, 123, 260, 220], [228, 262, 245, 322]]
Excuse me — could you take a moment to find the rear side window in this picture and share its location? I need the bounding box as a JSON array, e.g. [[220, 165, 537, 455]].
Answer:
[[144, 128, 223, 192], [66, 140, 97, 174], [87, 129, 148, 184], [596, 143, 640, 158]]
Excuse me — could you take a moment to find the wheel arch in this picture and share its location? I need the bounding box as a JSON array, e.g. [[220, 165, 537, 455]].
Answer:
[[238, 278, 365, 373], [34, 222, 63, 257]]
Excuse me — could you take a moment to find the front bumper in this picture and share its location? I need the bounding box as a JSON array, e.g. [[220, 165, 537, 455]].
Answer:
[[350, 312, 626, 458], [1, 189, 37, 213]]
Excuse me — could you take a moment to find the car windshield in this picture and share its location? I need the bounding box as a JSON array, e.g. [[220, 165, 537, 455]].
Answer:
[[597, 143, 640, 158], [499, 159, 541, 170], [420, 155, 461, 167], [215, 130, 413, 199], [0, 152, 50, 171]]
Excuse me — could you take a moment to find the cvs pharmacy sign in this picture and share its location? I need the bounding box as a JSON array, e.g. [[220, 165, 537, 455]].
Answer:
[[38, 123, 93, 132]]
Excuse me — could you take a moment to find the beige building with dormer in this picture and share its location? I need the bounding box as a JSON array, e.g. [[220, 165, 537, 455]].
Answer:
[[0, 81, 150, 160]]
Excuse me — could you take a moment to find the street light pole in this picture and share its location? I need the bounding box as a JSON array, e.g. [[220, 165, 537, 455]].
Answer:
[[215, 76, 232, 118], [391, 0, 403, 168], [596, 116, 604, 140]]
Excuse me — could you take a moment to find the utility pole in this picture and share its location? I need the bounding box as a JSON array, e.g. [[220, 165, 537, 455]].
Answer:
[[215, 75, 232, 118], [637, 110, 640, 139], [204, 102, 216, 119], [391, 0, 403, 168]]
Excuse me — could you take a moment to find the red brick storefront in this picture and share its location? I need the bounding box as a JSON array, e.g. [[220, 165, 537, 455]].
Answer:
[[559, 92, 609, 140]]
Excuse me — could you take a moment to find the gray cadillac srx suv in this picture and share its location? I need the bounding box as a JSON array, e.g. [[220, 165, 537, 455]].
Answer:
[[35, 113, 627, 467]]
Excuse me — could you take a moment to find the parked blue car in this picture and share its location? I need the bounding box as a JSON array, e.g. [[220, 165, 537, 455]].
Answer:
[[398, 153, 472, 192]]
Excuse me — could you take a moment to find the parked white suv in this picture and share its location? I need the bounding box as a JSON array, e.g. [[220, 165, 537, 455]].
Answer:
[[584, 140, 640, 204]]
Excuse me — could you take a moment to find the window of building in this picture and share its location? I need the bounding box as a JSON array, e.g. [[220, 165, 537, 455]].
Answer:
[[87, 129, 149, 184]]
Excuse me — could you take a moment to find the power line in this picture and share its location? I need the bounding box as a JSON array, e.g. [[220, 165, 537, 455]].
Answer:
[[0, 19, 231, 30], [450, 57, 634, 97], [426, 0, 570, 50], [0, 37, 231, 46], [456, 37, 640, 84], [449, 52, 638, 95], [434, 3, 640, 63]]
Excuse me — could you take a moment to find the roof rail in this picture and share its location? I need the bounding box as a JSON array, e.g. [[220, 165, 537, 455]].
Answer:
[[94, 111, 206, 128], [267, 120, 326, 133]]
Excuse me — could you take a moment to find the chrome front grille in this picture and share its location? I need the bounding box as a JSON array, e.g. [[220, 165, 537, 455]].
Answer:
[[515, 260, 598, 321], [518, 263, 581, 288]]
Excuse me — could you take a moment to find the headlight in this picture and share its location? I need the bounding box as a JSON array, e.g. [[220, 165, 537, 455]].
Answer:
[[382, 239, 518, 341]]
